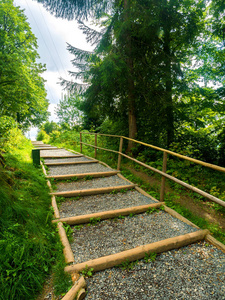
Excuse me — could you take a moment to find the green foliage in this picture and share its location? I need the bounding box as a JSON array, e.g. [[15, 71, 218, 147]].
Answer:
[[110, 188, 129, 195], [146, 207, 158, 214], [63, 223, 73, 243], [89, 217, 101, 225], [39, 0, 225, 163], [146, 206, 164, 214], [55, 94, 84, 129], [85, 175, 93, 180], [53, 259, 73, 296], [54, 176, 79, 184], [36, 129, 50, 143], [74, 225, 83, 230], [0, 129, 61, 299], [81, 265, 94, 278], [56, 196, 67, 205], [144, 252, 157, 263], [116, 259, 138, 270], [49, 130, 80, 151], [40, 121, 60, 135], [0, 0, 49, 130]]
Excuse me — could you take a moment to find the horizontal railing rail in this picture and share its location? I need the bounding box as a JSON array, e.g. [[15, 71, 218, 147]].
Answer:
[[79, 132, 225, 208]]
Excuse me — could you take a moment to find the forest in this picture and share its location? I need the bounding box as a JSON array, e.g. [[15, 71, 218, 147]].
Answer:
[[0, 0, 225, 299], [37, 0, 225, 166]]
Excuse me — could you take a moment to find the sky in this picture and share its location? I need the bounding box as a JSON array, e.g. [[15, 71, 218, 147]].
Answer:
[[14, 0, 93, 139]]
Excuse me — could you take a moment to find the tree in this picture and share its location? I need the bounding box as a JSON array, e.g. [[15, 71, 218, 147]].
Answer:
[[39, 0, 225, 154], [66, 0, 206, 146], [55, 94, 84, 128], [0, 0, 49, 130], [40, 121, 60, 134]]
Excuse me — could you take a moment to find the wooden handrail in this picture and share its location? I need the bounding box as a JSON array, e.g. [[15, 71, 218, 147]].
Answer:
[[120, 152, 225, 208], [80, 132, 225, 173], [79, 132, 225, 207]]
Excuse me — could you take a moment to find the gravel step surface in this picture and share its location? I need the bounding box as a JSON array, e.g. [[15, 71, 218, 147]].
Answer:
[[41, 149, 78, 157], [56, 175, 132, 192], [71, 211, 197, 263], [44, 156, 93, 163], [85, 241, 225, 300], [59, 190, 157, 218], [48, 163, 113, 176]]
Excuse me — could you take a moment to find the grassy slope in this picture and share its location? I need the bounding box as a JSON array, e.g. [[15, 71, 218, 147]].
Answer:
[[0, 130, 71, 299]]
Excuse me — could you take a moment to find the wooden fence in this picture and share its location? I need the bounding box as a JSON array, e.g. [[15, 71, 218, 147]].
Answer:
[[79, 132, 225, 208]]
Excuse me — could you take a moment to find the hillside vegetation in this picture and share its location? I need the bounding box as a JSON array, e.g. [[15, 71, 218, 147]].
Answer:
[[0, 117, 70, 299]]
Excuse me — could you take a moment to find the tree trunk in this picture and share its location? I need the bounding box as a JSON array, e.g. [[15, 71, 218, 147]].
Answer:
[[124, 0, 137, 153], [163, 8, 174, 147]]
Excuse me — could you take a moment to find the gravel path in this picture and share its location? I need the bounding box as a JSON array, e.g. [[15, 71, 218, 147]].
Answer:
[[71, 211, 198, 263], [40, 145, 225, 299], [59, 190, 157, 217], [44, 157, 93, 163], [48, 163, 113, 176], [85, 241, 225, 300], [41, 149, 78, 157], [56, 175, 132, 192]]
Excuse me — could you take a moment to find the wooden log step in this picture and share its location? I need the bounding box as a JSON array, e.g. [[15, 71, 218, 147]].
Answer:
[[57, 221, 75, 264], [41, 155, 83, 158], [34, 144, 52, 147], [47, 171, 120, 180], [52, 202, 164, 225], [61, 277, 86, 300], [51, 184, 137, 197], [37, 147, 61, 150], [45, 160, 98, 166], [65, 229, 209, 273]]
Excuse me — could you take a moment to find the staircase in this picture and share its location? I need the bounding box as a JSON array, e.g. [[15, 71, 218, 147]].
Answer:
[[33, 142, 225, 300]]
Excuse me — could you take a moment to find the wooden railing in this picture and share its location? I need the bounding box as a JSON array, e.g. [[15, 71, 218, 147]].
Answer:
[[79, 132, 225, 208]]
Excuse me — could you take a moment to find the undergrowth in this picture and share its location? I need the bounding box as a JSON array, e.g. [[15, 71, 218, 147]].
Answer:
[[0, 125, 71, 299]]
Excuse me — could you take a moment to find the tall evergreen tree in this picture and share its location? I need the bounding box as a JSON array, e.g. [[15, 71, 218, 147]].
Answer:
[[40, 0, 224, 152]]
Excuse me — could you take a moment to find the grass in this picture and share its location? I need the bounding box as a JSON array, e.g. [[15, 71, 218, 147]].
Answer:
[[116, 259, 139, 270], [0, 129, 72, 299], [88, 217, 101, 225], [144, 252, 157, 263], [81, 265, 94, 278]]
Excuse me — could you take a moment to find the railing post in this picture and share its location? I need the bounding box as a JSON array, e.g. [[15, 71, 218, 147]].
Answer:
[[95, 133, 97, 158], [160, 151, 167, 201], [117, 137, 123, 170], [80, 132, 82, 153]]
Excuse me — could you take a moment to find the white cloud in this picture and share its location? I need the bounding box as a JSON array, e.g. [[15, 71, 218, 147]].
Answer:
[[14, 0, 92, 105], [48, 103, 58, 122]]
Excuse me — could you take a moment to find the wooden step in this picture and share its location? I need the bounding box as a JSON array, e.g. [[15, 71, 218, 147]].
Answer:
[[64, 229, 209, 273], [45, 160, 98, 166], [34, 144, 52, 147], [51, 184, 136, 197], [47, 170, 119, 180], [53, 202, 164, 225], [41, 155, 83, 158], [36, 147, 61, 150]]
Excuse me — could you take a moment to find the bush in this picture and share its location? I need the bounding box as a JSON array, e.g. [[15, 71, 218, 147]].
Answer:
[[36, 129, 50, 143]]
